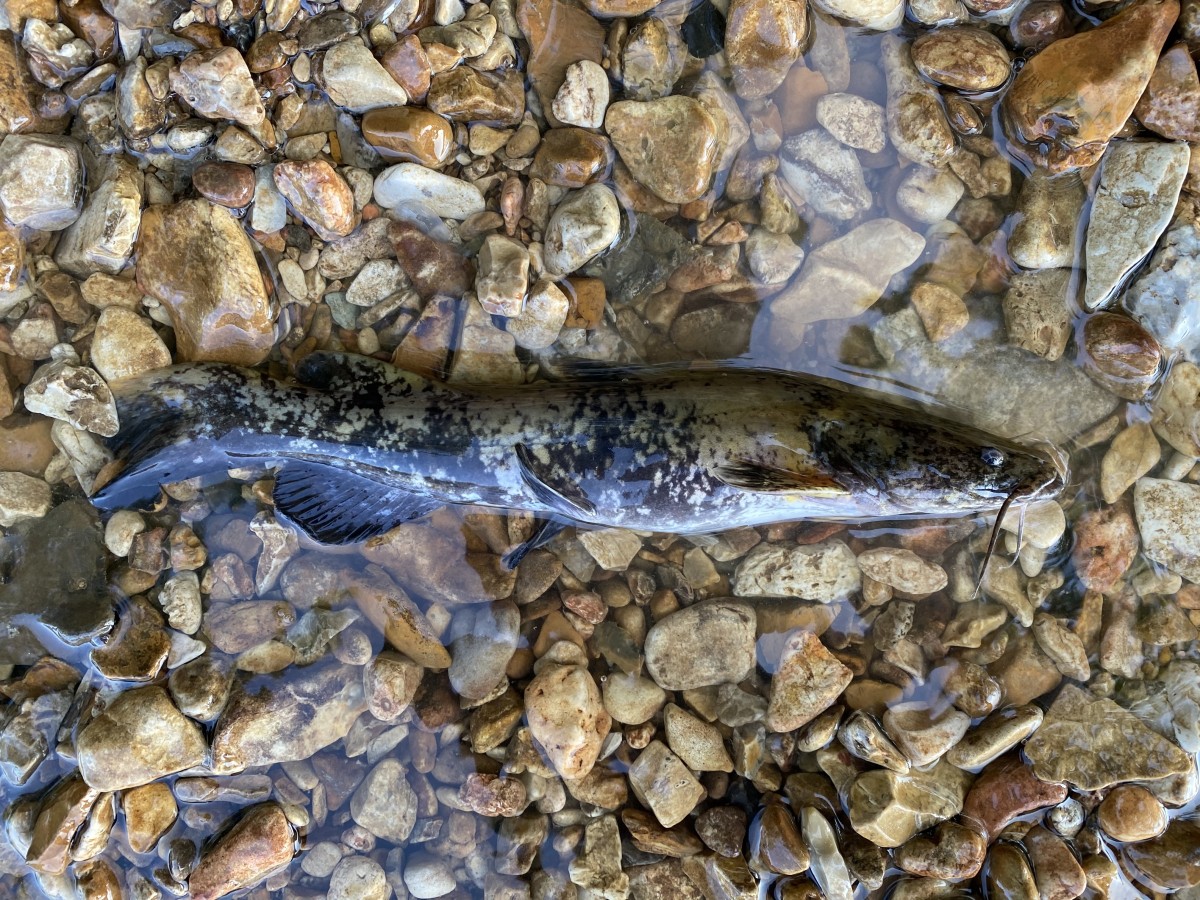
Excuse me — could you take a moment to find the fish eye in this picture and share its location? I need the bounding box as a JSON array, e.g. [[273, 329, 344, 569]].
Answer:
[[981, 448, 1006, 468]]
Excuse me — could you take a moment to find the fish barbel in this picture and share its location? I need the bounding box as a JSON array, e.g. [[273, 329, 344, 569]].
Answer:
[[90, 354, 1066, 558]]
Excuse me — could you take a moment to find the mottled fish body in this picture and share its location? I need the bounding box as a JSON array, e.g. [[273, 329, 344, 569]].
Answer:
[[90, 354, 1066, 549]]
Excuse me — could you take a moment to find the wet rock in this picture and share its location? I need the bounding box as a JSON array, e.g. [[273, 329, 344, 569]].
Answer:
[[0, 471, 50, 526], [1097, 784, 1168, 842], [211, 663, 368, 773], [726, 0, 807, 99], [770, 219, 923, 340], [960, 753, 1067, 841], [188, 803, 295, 900], [752, 803, 809, 874], [404, 853, 456, 899], [524, 659, 611, 779], [1126, 219, 1200, 360], [448, 600, 519, 701], [346, 758, 417, 844], [390, 221, 472, 300], [1135, 43, 1200, 140], [856, 548, 946, 595], [895, 821, 987, 879], [840, 710, 910, 773], [812, 0, 902, 29], [89, 307, 171, 382], [77, 686, 206, 791], [363, 107, 454, 166], [273, 159, 358, 241], [621, 18, 685, 101], [1002, 269, 1071, 361], [193, 161, 256, 209], [449, 297, 525, 383], [629, 740, 707, 827], [171, 48, 265, 127], [137, 199, 273, 366], [1101, 423, 1160, 504], [517, 0, 605, 120], [882, 36, 955, 168], [1134, 477, 1200, 581], [1081, 311, 1162, 400], [848, 761, 970, 848], [543, 184, 622, 277], [0, 134, 83, 230], [767, 630, 852, 733], [1083, 140, 1188, 310], [553, 60, 609, 129], [374, 162, 485, 219], [1024, 684, 1191, 790], [896, 166, 964, 224], [569, 815, 629, 897], [911, 27, 1010, 92], [55, 156, 142, 277], [746, 229, 805, 284], [23, 360, 117, 437], [644, 599, 756, 691], [1071, 501, 1138, 592], [508, 277, 569, 349], [882, 703, 969, 767], [24, 771, 99, 875], [1124, 819, 1200, 889], [986, 843, 1038, 900], [531, 128, 613, 189], [733, 539, 860, 601], [123, 782, 176, 854], [90, 595, 170, 682], [605, 97, 721, 204], [321, 39, 409, 112], [427, 67, 525, 126], [816, 92, 886, 153], [1002, 0, 1179, 171], [779, 128, 871, 221], [0, 688, 71, 785], [1007, 171, 1086, 270], [664, 703, 734, 772], [475, 234, 530, 317]]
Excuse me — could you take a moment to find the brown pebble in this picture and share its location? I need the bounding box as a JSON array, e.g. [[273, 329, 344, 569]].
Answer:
[[193, 161, 255, 208], [362, 107, 455, 167], [529, 127, 614, 188], [1081, 311, 1162, 400], [381, 34, 432, 103], [961, 753, 1068, 842], [1097, 785, 1169, 843]]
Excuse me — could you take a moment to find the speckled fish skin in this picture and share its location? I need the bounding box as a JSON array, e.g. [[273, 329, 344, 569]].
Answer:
[[90, 355, 1066, 538]]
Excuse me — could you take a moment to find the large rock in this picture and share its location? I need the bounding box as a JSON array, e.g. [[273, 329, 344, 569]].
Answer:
[[210, 664, 368, 773], [1134, 477, 1200, 581], [517, 0, 605, 123], [725, 0, 807, 99], [321, 39, 409, 112], [170, 47, 266, 127], [644, 599, 756, 691], [604, 97, 722, 203], [733, 540, 861, 602], [55, 156, 143, 277], [188, 804, 295, 900], [1082, 140, 1189, 310], [1125, 219, 1200, 359], [77, 686, 207, 791], [1024, 684, 1193, 790], [0, 134, 84, 230], [350, 759, 417, 843], [525, 661, 611, 779], [136, 199, 274, 366], [847, 761, 972, 848], [1002, 0, 1179, 171]]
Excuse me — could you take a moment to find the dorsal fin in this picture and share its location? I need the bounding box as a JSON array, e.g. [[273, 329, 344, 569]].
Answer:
[[272, 461, 441, 544], [712, 458, 850, 495]]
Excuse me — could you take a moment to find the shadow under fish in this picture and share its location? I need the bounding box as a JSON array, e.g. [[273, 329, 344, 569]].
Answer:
[[89, 353, 1067, 573]]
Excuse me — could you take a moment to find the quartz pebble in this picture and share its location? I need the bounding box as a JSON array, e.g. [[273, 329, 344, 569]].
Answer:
[[0, 134, 84, 230], [543, 183, 621, 277], [552, 60, 609, 129], [374, 163, 486, 220]]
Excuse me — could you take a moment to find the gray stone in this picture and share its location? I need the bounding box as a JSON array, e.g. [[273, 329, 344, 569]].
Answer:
[[322, 40, 410, 112], [1008, 171, 1086, 270], [1126, 219, 1200, 360], [644, 599, 756, 691], [1135, 477, 1200, 581], [448, 600, 519, 701], [543, 184, 621, 278], [733, 540, 861, 602], [1002, 268, 1072, 361], [350, 758, 417, 843], [779, 128, 871, 221]]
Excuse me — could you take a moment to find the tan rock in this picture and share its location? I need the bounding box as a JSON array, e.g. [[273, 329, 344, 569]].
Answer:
[[1100, 423, 1160, 504], [725, 0, 807, 100], [1097, 784, 1169, 842], [427, 67, 525, 126], [525, 660, 610, 779], [1002, 0, 1179, 171], [25, 772, 99, 874], [171, 47, 265, 127], [89, 307, 171, 381], [847, 761, 971, 848], [362, 107, 455, 166], [188, 803, 295, 900], [136, 200, 274, 366], [55, 155, 142, 277], [767, 630, 853, 733], [605, 97, 722, 204], [273, 159, 359, 241], [911, 26, 1010, 92], [530, 127, 614, 188], [628, 740, 707, 828], [122, 782, 176, 854], [882, 36, 956, 168], [517, 0, 605, 122], [1135, 42, 1200, 140]]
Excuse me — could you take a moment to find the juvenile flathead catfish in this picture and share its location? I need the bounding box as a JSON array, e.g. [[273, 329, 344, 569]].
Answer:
[[90, 354, 1066, 563]]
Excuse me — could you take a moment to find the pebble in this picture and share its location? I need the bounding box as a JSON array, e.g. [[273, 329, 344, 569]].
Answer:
[[779, 128, 871, 221], [1002, 269, 1072, 361], [733, 539, 859, 601], [1134, 477, 1200, 581], [812, 0, 903, 29], [543, 183, 621, 277], [374, 162, 486, 220], [122, 782, 176, 854], [1097, 784, 1169, 842], [1070, 502, 1139, 593], [621, 18, 685, 101], [427, 67, 525, 125], [171, 47, 265, 128], [76, 686, 206, 791], [524, 659, 611, 779], [530, 127, 613, 188], [569, 815, 629, 897], [329, 856, 389, 900], [1002, 0, 1178, 171], [1133, 42, 1200, 141], [746, 229, 805, 284], [137, 200, 274, 366], [0, 134, 83, 230], [856, 548, 946, 595], [23, 360, 118, 437], [1124, 819, 1200, 889], [815, 93, 886, 153], [1081, 311, 1162, 400], [644, 599, 756, 691], [895, 821, 986, 879], [725, 0, 807, 99], [895, 166, 965, 224], [475, 235, 530, 317], [24, 772, 99, 875], [910, 27, 1010, 91], [604, 97, 722, 203], [1126, 219, 1200, 360], [404, 854, 457, 899], [273, 159, 359, 241], [881, 36, 955, 168], [603, 672, 666, 724], [362, 107, 454, 167], [89, 307, 172, 381], [363, 651, 422, 722], [664, 702, 735, 772], [210, 663, 367, 773], [960, 753, 1067, 842], [507, 277, 569, 349], [552, 60, 609, 129], [168, 655, 233, 722], [628, 741, 707, 828], [769, 219, 924, 341], [321, 39, 409, 111], [881, 703, 969, 767], [346, 758, 417, 844], [188, 803, 295, 900], [0, 471, 51, 526], [1007, 171, 1085, 269], [191, 162, 255, 210], [56, 156, 142, 276], [448, 600, 519, 701], [1083, 140, 1189, 310], [768, 630, 853, 732]]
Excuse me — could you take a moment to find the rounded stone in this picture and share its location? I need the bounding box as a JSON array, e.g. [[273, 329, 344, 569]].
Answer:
[[530, 127, 614, 188], [404, 853, 457, 898], [192, 161, 255, 208], [911, 27, 1011, 92], [604, 96, 722, 203], [362, 107, 455, 167], [543, 183, 621, 277], [644, 600, 756, 691], [329, 856, 389, 900], [1097, 785, 1169, 843]]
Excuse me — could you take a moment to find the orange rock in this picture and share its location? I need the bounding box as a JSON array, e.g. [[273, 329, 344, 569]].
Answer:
[[564, 277, 607, 328], [516, 0, 605, 121], [775, 64, 828, 134], [1135, 42, 1200, 140], [530, 127, 614, 188], [272, 159, 359, 241], [362, 107, 455, 166], [380, 35, 431, 103], [1002, 0, 1179, 171]]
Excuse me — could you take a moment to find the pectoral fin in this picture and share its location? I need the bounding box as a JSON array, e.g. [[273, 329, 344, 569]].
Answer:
[[712, 459, 849, 495], [515, 443, 597, 519], [273, 461, 441, 544]]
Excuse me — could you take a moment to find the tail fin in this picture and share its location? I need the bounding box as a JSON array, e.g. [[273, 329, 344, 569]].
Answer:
[[89, 365, 239, 511]]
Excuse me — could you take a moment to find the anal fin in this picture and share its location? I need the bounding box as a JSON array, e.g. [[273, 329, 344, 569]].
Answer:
[[515, 443, 597, 518], [501, 516, 569, 570], [272, 461, 441, 544]]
